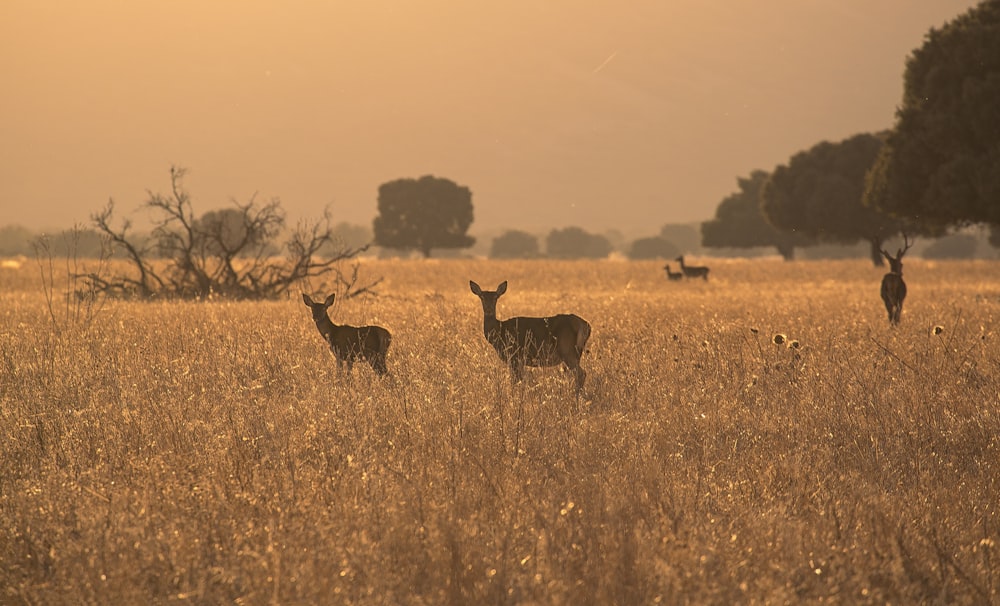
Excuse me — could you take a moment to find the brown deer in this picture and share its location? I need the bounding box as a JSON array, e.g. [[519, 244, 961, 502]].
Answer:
[[470, 280, 591, 393], [663, 264, 684, 281], [880, 236, 913, 326], [303, 293, 391, 376], [675, 255, 709, 280]]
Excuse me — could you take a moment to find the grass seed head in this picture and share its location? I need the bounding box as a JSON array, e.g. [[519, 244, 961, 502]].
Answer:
[[772, 333, 787, 345]]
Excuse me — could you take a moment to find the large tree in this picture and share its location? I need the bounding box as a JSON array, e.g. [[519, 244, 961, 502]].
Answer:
[[373, 175, 475, 258], [490, 230, 540, 259], [864, 0, 1000, 229], [702, 170, 813, 260], [761, 133, 902, 266], [545, 227, 612, 259]]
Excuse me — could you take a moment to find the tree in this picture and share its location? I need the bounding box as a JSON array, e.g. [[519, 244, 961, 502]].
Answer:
[[701, 170, 814, 260], [373, 175, 475, 258], [627, 236, 679, 260], [865, 1, 1000, 229], [86, 166, 379, 300], [490, 230, 540, 259], [761, 133, 902, 266], [546, 227, 612, 259], [659, 223, 701, 255]]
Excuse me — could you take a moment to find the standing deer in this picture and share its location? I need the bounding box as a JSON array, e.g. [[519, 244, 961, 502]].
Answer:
[[675, 255, 709, 280], [880, 236, 912, 326], [469, 280, 591, 393], [303, 293, 391, 376], [663, 264, 684, 281]]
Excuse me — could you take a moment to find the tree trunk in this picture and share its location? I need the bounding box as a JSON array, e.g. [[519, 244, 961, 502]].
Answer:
[[869, 237, 885, 267], [776, 242, 795, 261]]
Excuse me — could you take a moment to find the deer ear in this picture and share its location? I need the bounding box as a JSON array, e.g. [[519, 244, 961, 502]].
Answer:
[[302, 293, 313, 306], [469, 280, 482, 295], [324, 293, 336, 307], [496, 281, 508, 295]]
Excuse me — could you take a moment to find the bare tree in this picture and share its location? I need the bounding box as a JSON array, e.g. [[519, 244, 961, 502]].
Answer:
[[82, 166, 380, 300]]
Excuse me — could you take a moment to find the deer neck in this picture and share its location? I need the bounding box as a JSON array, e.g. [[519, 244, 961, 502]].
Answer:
[[314, 313, 338, 337], [481, 309, 501, 337]]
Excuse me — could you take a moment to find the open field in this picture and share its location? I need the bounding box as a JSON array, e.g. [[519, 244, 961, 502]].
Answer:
[[1, 257, 999, 604]]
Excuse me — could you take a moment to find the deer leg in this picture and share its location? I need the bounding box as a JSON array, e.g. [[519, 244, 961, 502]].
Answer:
[[370, 353, 388, 377], [508, 361, 525, 385]]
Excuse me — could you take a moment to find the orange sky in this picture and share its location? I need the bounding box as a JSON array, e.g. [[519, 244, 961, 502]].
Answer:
[[0, 0, 980, 237]]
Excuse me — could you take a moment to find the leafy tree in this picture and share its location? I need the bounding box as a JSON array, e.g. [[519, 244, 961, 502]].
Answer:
[[701, 170, 814, 260], [545, 227, 612, 259], [761, 133, 902, 266], [490, 230, 540, 259], [865, 1, 1000, 229], [86, 166, 378, 300], [627, 236, 679, 260], [373, 175, 475, 258]]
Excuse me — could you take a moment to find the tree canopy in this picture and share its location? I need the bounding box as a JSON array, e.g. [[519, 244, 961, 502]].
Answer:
[[627, 236, 679, 260], [865, 0, 1000, 229], [490, 230, 540, 259], [546, 227, 612, 259], [761, 133, 902, 266], [702, 170, 813, 260], [372, 175, 475, 258]]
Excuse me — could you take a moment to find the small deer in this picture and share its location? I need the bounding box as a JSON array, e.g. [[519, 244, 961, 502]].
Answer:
[[880, 236, 913, 326], [663, 264, 684, 281], [303, 293, 391, 376], [675, 255, 709, 281], [470, 280, 591, 393]]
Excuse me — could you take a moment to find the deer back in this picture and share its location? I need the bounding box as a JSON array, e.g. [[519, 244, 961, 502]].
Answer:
[[490, 314, 590, 366]]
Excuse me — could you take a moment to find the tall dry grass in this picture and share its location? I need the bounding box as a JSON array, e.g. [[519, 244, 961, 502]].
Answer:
[[1, 257, 998, 604]]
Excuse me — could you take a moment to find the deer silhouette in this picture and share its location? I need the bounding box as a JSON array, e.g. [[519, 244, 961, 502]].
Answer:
[[675, 255, 709, 280], [663, 264, 684, 281], [303, 293, 391, 376], [470, 280, 591, 393], [880, 236, 913, 326]]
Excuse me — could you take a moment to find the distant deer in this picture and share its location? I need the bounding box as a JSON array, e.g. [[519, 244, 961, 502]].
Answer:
[[303, 293, 391, 376], [663, 264, 684, 281], [880, 236, 913, 326], [470, 280, 591, 393], [675, 255, 709, 281]]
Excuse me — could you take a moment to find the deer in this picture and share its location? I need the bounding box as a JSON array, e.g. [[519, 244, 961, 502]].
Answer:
[[880, 236, 913, 326], [663, 264, 684, 281], [303, 293, 391, 376], [675, 255, 709, 280], [469, 280, 591, 394]]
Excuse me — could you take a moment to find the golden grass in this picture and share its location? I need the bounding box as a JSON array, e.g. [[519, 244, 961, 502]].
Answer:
[[1, 257, 998, 604]]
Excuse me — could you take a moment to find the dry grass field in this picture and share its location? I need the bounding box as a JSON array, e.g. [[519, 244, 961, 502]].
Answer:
[[1, 256, 998, 604]]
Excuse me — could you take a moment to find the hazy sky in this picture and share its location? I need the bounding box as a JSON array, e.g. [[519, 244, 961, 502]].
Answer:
[[0, 0, 980, 237]]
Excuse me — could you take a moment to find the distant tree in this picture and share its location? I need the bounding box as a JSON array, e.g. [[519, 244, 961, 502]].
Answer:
[[864, 1, 1000, 230], [194, 207, 279, 257], [85, 166, 378, 300], [701, 170, 814, 260], [659, 224, 701, 254], [990, 225, 1000, 249], [321, 222, 373, 257], [490, 230, 540, 259], [761, 132, 903, 266], [546, 227, 612, 259], [0, 225, 34, 256], [372, 175, 475, 258], [627, 236, 679, 260], [923, 234, 979, 259]]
